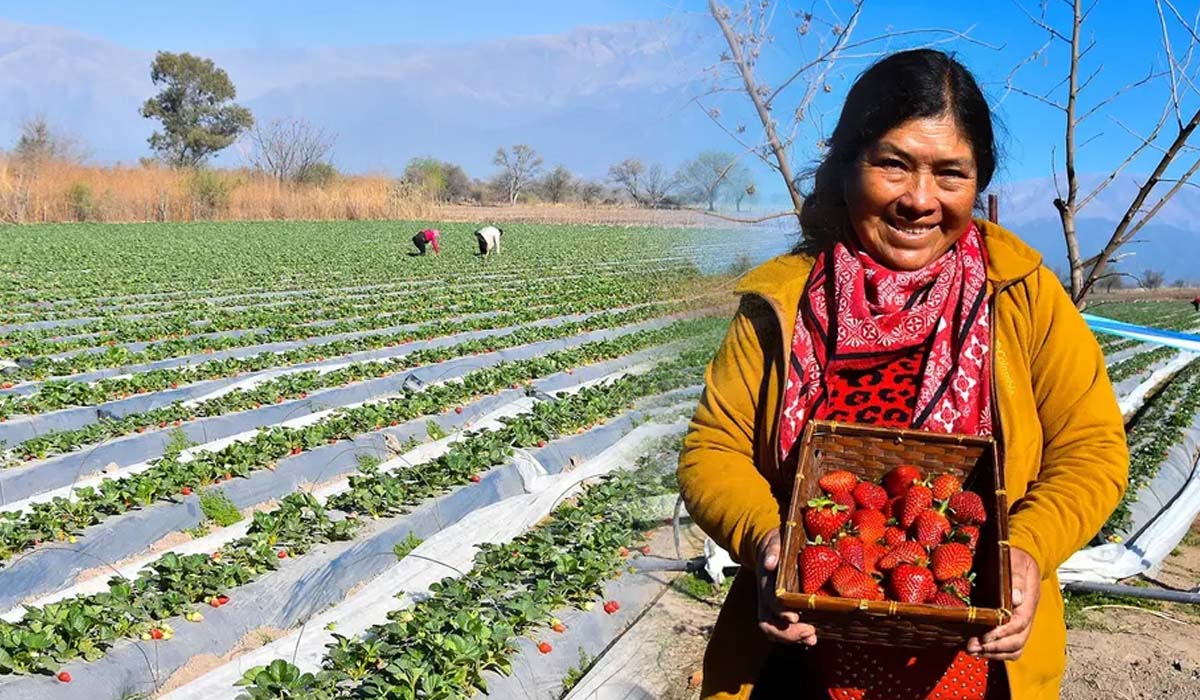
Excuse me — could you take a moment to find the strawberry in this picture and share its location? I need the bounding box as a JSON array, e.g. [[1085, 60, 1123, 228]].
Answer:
[[618, 546, 629, 557], [799, 544, 842, 593], [930, 474, 962, 501], [830, 564, 885, 600], [862, 541, 886, 578], [953, 525, 981, 552], [818, 470, 858, 496], [834, 536, 866, 571], [881, 496, 901, 520], [150, 628, 164, 640], [180, 486, 192, 496], [217, 595, 230, 606], [883, 464, 923, 498], [468, 474, 482, 483], [899, 484, 933, 528], [57, 671, 71, 683], [278, 550, 288, 559], [930, 543, 973, 582], [830, 490, 857, 514], [850, 509, 887, 544], [537, 440, 547, 448], [538, 641, 553, 654], [948, 491, 987, 526], [455, 406, 464, 414], [890, 564, 937, 604], [930, 591, 968, 608], [803, 497, 850, 541], [603, 600, 620, 614], [852, 482, 888, 510], [878, 541, 930, 571], [639, 545, 652, 555], [882, 526, 908, 548], [552, 622, 566, 633], [944, 575, 974, 600], [913, 509, 952, 546]]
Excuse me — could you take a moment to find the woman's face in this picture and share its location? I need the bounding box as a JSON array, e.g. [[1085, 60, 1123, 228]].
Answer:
[[844, 114, 979, 271]]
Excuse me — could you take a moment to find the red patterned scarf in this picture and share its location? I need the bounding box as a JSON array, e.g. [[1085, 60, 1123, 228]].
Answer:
[[778, 223, 993, 461]]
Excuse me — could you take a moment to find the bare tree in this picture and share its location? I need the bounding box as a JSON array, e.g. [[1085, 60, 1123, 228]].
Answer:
[[677, 151, 742, 211], [13, 115, 86, 164], [493, 144, 543, 204], [641, 164, 679, 208], [247, 118, 336, 183], [579, 180, 606, 205], [1008, 0, 1200, 306], [538, 165, 576, 203], [704, 1, 985, 227], [1142, 269, 1166, 290], [607, 158, 645, 204]]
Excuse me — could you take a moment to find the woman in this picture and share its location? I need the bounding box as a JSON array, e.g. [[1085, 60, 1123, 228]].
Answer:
[[413, 228, 440, 256], [677, 49, 1127, 700], [475, 225, 503, 256]]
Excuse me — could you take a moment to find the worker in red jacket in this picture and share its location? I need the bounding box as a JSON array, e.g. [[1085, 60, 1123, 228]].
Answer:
[[412, 228, 441, 256]]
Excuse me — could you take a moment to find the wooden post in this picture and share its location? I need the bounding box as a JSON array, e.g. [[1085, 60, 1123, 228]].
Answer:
[[987, 193, 999, 224]]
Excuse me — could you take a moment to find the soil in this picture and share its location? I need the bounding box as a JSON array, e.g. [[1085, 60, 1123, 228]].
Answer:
[[155, 626, 288, 696], [572, 518, 1200, 700]]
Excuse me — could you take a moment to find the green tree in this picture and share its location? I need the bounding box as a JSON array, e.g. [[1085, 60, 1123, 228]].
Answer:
[[403, 157, 470, 202], [140, 51, 253, 167]]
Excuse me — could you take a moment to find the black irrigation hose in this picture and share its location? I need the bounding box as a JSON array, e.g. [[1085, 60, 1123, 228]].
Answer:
[[1063, 581, 1200, 605]]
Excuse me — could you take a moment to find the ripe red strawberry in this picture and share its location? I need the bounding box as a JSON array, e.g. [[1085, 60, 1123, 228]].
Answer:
[[930, 543, 973, 582], [878, 541, 929, 571], [881, 496, 901, 520], [468, 474, 482, 483], [930, 474, 962, 501], [537, 440, 547, 448], [217, 595, 230, 606], [830, 564, 885, 600], [603, 600, 620, 614], [948, 491, 987, 526], [799, 544, 842, 593], [639, 545, 652, 555], [890, 564, 937, 604], [455, 406, 464, 414], [913, 509, 952, 546], [830, 490, 857, 514], [818, 470, 858, 496], [944, 575, 974, 600], [278, 550, 288, 559], [883, 464, 923, 497], [862, 541, 886, 578], [930, 591, 968, 608], [850, 509, 887, 544], [953, 525, 981, 552], [899, 484, 933, 528], [180, 486, 192, 496], [882, 526, 908, 548], [803, 498, 850, 541], [834, 536, 866, 571], [537, 641, 553, 654], [852, 482, 888, 510], [150, 628, 164, 640], [57, 671, 71, 683]]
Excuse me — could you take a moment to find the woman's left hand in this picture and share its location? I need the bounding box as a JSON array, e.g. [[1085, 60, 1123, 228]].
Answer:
[[966, 546, 1040, 660]]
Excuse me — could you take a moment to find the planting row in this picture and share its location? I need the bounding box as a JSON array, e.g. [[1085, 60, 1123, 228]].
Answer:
[[0, 318, 716, 564], [0, 306, 681, 461], [231, 457, 672, 700], [0, 343, 711, 676]]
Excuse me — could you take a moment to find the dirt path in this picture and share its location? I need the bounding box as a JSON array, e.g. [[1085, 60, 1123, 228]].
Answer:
[[570, 519, 1200, 699]]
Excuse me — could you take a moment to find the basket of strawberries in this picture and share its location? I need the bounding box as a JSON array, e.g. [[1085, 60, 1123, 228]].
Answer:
[[776, 420, 1013, 647]]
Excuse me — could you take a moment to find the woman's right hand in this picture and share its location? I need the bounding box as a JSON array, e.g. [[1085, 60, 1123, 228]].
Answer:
[[756, 528, 818, 645]]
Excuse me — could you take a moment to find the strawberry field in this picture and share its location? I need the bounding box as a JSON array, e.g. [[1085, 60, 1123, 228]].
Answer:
[[0, 220, 1195, 698], [0, 220, 738, 699]]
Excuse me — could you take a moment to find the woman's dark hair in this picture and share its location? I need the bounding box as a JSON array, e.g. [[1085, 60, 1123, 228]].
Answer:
[[795, 49, 996, 254]]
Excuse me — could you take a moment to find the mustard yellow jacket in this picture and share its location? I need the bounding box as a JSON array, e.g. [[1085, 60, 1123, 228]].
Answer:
[[677, 220, 1128, 699]]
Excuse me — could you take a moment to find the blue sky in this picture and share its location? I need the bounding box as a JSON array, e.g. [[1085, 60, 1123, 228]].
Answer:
[[2, 1, 1191, 190]]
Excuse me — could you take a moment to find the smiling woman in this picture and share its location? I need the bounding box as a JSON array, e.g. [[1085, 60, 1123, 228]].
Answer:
[[678, 49, 1128, 700]]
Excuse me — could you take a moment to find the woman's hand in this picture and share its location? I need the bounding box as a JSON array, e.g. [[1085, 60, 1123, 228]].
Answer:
[[966, 546, 1041, 660], [756, 528, 818, 645]]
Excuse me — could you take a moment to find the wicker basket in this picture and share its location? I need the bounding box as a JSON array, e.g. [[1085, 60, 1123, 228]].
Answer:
[[776, 420, 1013, 648]]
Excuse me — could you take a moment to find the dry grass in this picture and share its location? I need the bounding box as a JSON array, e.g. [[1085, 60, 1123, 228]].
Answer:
[[0, 156, 433, 223]]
